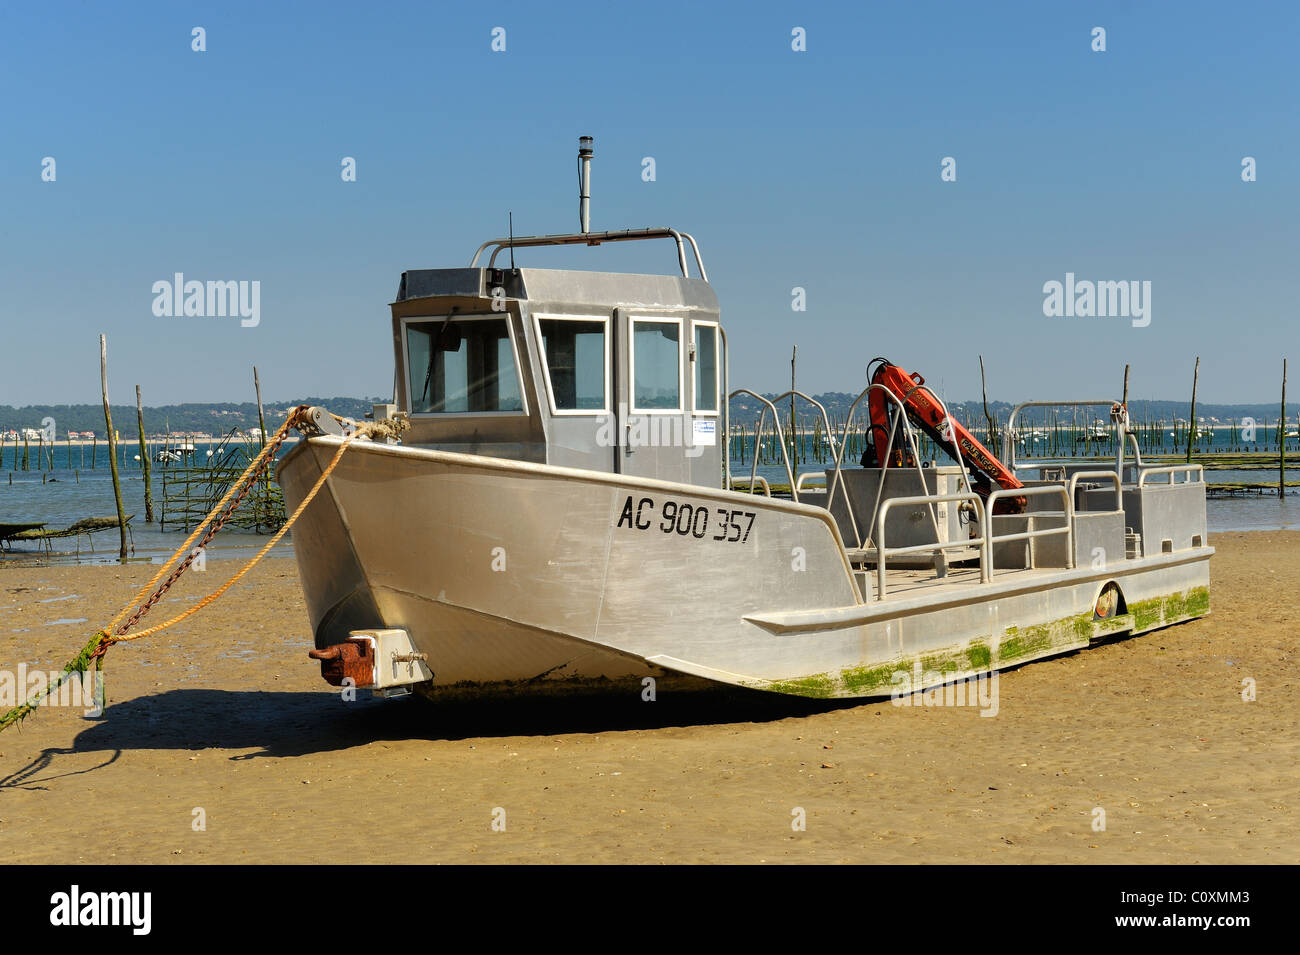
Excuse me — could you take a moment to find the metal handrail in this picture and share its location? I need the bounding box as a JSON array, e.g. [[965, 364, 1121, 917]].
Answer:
[[721, 326, 730, 492], [1127, 430, 1145, 468], [1138, 464, 1205, 487], [677, 232, 708, 282], [914, 386, 971, 501], [470, 228, 709, 281], [731, 476, 772, 497], [728, 389, 797, 502], [1004, 399, 1125, 473], [769, 389, 856, 536], [986, 485, 1074, 576], [875, 493, 988, 600], [795, 472, 826, 491], [1068, 470, 1123, 512], [832, 383, 942, 550]]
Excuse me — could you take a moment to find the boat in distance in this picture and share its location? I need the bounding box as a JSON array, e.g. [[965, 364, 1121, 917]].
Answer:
[[277, 138, 1211, 702]]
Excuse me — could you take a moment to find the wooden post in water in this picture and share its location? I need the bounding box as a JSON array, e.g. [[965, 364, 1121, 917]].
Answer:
[[1121, 363, 1130, 458], [979, 355, 998, 458], [253, 365, 268, 450], [136, 385, 155, 522], [100, 335, 129, 561], [253, 365, 271, 516], [1185, 356, 1200, 464], [1281, 357, 1288, 499], [789, 346, 797, 468]]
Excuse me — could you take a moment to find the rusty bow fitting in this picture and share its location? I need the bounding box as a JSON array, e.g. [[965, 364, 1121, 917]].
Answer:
[[308, 638, 375, 687]]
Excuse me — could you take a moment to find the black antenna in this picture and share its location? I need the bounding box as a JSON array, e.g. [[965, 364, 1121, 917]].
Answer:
[[508, 212, 515, 270]]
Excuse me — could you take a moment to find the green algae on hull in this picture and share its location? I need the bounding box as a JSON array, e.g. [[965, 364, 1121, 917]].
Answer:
[[1129, 585, 1210, 632], [760, 613, 1104, 699], [755, 583, 1212, 699]]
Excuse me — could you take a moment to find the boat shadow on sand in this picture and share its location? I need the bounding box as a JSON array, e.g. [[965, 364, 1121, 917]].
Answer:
[[3, 685, 865, 777]]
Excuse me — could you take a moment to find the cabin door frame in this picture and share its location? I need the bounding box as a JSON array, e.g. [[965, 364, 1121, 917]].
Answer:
[[614, 307, 693, 484]]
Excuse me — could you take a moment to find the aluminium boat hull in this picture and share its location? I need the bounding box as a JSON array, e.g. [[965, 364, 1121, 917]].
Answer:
[[277, 437, 1211, 699]]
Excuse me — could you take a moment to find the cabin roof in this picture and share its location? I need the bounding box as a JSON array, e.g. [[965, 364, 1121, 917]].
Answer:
[[394, 267, 718, 312]]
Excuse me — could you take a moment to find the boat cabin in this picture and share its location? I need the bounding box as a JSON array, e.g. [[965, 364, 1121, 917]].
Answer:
[[390, 229, 724, 488]]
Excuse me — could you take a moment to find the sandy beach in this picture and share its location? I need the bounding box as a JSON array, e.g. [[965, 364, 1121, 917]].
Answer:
[[1, 531, 1295, 864]]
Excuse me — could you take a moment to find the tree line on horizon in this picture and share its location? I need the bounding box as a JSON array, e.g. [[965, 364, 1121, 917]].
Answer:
[[0, 398, 387, 438], [0, 392, 1291, 438]]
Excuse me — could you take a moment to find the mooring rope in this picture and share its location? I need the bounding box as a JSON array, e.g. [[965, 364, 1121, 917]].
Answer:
[[0, 408, 401, 732]]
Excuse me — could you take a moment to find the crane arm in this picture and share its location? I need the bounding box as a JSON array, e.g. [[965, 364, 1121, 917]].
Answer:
[[862, 359, 1026, 514]]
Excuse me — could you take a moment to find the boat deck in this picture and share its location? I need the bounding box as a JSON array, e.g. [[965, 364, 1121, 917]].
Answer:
[[852, 560, 1073, 602]]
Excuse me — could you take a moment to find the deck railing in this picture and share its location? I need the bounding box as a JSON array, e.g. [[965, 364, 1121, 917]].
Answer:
[[986, 485, 1075, 578], [1068, 470, 1123, 511], [874, 493, 989, 600], [731, 476, 772, 497], [831, 383, 954, 550], [795, 472, 826, 492], [727, 380, 1148, 600], [1138, 464, 1204, 487], [866, 473, 1139, 599], [767, 389, 857, 531], [728, 389, 797, 502], [1004, 399, 1126, 473]]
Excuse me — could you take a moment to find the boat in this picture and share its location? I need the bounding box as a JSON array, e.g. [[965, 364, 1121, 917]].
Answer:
[[155, 442, 196, 464], [1171, 419, 1214, 440], [277, 138, 1212, 702], [1078, 419, 1110, 442]]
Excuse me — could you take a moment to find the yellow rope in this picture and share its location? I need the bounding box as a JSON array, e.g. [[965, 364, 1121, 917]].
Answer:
[[114, 431, 358, 642], [0, 408, 401, 732], [104, 412, 302, 637]]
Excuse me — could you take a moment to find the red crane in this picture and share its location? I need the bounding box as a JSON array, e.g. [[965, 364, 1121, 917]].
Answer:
[[861, 359, 1027, 514]]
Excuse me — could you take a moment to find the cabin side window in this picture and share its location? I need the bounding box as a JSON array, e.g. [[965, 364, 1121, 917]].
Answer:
[[693, 323, 719, 414], [405, 315, 525, 414], [631, 319, 682, 412], [536, 315, 608, 413]]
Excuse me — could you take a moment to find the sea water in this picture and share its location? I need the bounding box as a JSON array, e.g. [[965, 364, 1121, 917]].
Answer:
[[0, 441, 294, 565]]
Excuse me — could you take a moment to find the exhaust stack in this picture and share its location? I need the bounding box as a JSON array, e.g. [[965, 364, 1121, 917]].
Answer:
[[578, 136, 593, 233]]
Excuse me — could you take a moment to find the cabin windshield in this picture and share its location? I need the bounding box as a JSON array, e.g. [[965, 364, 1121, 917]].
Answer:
[[537, 317, 608, 412], [406, 315, 524, 414]]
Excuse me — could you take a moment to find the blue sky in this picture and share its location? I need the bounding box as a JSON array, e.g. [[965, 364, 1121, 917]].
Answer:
[[1, 1, 1295, 406]]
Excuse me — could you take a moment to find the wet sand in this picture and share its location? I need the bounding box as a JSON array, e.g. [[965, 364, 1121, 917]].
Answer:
[[1, 532, 1296, 864]]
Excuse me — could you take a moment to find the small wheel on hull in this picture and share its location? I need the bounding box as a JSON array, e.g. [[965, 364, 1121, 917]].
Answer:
[[1094, 582, 1121, 620]]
